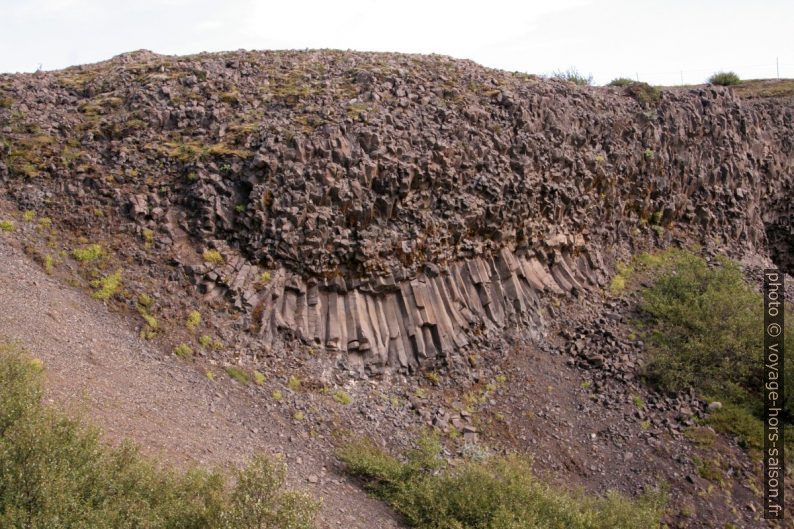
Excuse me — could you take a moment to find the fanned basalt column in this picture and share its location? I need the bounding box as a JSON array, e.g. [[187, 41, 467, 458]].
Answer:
[[188, 241, 603, 373]]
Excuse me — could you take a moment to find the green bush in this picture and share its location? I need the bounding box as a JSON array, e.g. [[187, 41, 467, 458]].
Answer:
[[551, 68, 593, 86], [0, 343, 319, 528], [708, 71, 740, 86], [638, 251, 793, 452], [339, 434, 665, 529], [608, 78, 634, 87]]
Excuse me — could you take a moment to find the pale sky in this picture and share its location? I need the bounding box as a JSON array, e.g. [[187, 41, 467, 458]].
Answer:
[[1, 0, 792, 85]]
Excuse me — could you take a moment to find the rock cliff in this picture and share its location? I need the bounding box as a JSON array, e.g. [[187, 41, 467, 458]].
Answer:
[[1, 49, 791, 373]]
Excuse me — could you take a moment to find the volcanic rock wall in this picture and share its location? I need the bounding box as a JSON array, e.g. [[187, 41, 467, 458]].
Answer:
[[0, 50, 792, 373], [188, 240, 601, 373]]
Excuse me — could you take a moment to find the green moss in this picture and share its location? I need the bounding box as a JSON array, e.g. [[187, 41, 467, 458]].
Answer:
[[253, 370, 266, 386], [0, 220, 16, 232], [287, 375, 301, 391], [272, 389, 284, 402], [198, 334, 212, 348]]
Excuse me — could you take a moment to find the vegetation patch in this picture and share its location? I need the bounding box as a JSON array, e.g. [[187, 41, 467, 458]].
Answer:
[[0, 220, 15, 232], [608, 78, 634, 87], [72, 243, 106, 262], [625, 82, 661, 107], [90, 270, 122, 301], [339, 434, 665, 529], [550, 68, 592, 86], [0, 342, 319, 528], [173, 343, 193, 358], [186, 309, 202, 331], [332, 390, 353, 405], [708, 71, 740, 86], [226, 366, 251, 385], [203, 248, 224, 265], [633, 250, 793, 456]]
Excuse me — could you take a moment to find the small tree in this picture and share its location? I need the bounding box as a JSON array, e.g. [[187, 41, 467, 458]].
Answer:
[[708, 71, 740, 86]]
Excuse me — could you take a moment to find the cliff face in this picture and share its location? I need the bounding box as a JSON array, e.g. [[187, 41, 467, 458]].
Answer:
[[1, 49, 791, 372]]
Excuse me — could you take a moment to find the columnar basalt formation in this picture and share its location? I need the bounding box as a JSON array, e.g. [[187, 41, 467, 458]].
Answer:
[[186, 239, 601, 372], [0, 50, 791, 373]]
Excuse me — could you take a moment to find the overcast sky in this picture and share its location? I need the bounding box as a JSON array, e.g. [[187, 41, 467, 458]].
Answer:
[[1, 0, 791, 85]]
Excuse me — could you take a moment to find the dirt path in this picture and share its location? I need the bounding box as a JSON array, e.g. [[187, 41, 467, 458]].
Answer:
[[0, 236, 403, 529]]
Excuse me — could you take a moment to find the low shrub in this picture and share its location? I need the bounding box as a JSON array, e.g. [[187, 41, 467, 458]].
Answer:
[[608, 78, 634, 87], [0, 343, 320, 528], [625, 82, 661, 107], [339, 434, 666, 529], [636, 251, 794, 455], [708, 71, 740, 86]]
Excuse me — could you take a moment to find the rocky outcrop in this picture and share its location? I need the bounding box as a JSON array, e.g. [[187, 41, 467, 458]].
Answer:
[[1, 49, 792, 372], [183, 239, 602, 373]]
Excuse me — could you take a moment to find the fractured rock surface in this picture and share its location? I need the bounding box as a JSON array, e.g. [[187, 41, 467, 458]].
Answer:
[[185, 241, 600, 372], [0, 49, 792, 372]]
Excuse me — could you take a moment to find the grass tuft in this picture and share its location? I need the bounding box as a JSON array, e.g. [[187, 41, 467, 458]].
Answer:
[[90, 270, 122, 301], [202, 249, 224, 265], [225, 366, 251, 385], [173, 343, 193, 358], [186, 310, 201, 331], [72, 243, 106, 262], [333, 390, 353, 405]]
